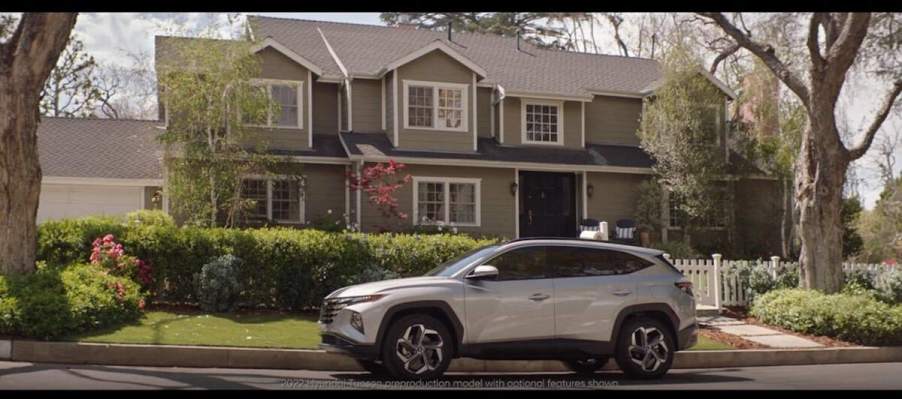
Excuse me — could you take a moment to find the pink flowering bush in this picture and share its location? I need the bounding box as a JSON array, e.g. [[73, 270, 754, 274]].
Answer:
[[90, 234, 153, 290]]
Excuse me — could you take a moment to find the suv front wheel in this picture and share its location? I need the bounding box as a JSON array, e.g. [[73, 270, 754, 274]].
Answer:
[[614, 317, 675, 379], [380, 314, 453, 380]]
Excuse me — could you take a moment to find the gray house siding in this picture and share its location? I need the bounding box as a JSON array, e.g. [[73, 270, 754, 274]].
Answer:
[[395, 50, 475, 152], [351, 78, 382, 133], [313, 81, 339, 135]]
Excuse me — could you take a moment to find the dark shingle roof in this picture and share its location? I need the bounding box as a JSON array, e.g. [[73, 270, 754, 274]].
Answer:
[[340, 132, 653, 168], [37, 117, 164, 180], [247, 16, 662, 98], [261, 134, 349, 158]]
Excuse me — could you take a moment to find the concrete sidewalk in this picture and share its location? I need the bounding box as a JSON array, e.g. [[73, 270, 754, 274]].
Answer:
[[698, 315, 824, 348]]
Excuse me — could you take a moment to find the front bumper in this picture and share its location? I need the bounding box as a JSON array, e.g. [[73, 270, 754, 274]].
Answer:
[[319, 332, 378, 360], [677, 323, 698, 350]]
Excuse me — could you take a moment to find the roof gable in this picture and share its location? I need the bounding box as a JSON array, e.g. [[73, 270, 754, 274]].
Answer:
[[251, 37, 324, 76], [380, 40, 487, 79]]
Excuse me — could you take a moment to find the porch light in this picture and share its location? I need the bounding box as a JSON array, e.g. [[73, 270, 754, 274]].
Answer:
[[587, 183, 594, 198], [510, 181, 518, 196]]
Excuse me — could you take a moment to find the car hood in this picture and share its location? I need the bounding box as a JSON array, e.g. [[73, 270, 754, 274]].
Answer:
[[326, 276, 455, 298]]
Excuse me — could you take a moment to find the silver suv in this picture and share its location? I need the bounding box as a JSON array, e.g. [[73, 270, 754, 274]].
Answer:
[[319, 238, 697, 380]]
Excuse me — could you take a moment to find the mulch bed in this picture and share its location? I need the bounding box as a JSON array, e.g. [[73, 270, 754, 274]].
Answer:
[[718, 306, 858, 348], [699, 325, 769, 349]]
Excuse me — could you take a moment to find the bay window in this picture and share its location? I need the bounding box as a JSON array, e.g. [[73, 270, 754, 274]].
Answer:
[[403, 80, 468, 132], [413, 177, 481, 226]]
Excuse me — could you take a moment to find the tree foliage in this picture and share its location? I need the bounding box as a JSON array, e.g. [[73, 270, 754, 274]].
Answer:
[[39, 36, 100, 117], [858, 177, 902, 263], [637, 46, 728, 233], [347, 160, 412, 228], [158, 37, 277, 227]]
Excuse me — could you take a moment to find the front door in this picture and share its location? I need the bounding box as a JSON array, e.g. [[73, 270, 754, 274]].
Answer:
[[519, 171, 576, 237]]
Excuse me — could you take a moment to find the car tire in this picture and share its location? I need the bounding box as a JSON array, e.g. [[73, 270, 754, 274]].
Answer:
[[614, 316, 675, 379], [356, 359, 388, 376], [564, 356, 609, 374], [380, 314, 453, 380]]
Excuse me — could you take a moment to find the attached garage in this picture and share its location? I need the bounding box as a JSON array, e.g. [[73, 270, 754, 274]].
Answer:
[[37, 117, 164, 223]]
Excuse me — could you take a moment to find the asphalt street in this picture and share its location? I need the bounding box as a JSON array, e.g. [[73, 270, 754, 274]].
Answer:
[[0, 360, 900, 390]]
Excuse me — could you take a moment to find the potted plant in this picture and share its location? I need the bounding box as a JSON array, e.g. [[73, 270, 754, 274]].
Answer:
[[635, 180, 664, 247]]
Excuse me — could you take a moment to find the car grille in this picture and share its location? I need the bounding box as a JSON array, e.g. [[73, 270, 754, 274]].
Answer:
[[319, 298, 350, 324]]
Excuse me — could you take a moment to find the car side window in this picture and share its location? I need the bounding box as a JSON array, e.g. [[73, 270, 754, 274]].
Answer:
[[549, 246, 654, 277], [484, 246, 547, 281]]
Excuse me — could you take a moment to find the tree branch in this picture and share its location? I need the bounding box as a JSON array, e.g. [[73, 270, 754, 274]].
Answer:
[[699, 12, 811, 106], [9, 13, 78, 91], [709, 43, 740, 75], [824, 13, 871, 84], [808, 13, 826, 71], [848, 79, 902, 160]]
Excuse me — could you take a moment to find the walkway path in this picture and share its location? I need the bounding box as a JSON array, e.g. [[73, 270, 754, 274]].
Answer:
[[697, 315, 824, 348]]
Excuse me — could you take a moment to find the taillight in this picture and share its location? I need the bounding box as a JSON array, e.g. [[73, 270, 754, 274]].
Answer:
[[675, 281, 693, 297]]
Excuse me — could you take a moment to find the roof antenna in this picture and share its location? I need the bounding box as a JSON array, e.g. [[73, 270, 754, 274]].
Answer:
[[447, 22, 452, 42]]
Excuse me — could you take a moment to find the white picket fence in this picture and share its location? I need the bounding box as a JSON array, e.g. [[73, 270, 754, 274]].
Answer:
[[668, 254, 897, 308]]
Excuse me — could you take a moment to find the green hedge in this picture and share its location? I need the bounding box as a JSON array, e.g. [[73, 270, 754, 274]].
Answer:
[[750, 288, 902, 346], [37, 214, 499, 310], [0, 263, 144, 339]]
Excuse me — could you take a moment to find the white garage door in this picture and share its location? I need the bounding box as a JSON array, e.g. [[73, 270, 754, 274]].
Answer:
[[38, 183, 145, 223]]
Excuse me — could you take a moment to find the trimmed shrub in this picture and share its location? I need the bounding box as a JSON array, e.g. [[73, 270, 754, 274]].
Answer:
[[844, 268, 877, 291], [36, 217, 499, 310], [126, 209, 175, 228], [0, 263, 143, 339], [354, 264, 401, 284], [194, 255, 242, 312], [876, 268, 902, 304], [750, 288, 902, 346]]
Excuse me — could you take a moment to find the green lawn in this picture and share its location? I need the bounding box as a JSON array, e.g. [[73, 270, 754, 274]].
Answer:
[[689, 336, 734, 351], [67, 310, 733, 352], [66, 311, 321, 349]]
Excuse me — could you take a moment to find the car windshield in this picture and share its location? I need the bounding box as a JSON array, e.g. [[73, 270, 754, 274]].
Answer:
[[424, 245, 499, 277]]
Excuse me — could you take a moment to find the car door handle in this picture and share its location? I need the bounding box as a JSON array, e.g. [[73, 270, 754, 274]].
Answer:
[[612, 290, 632, 296], [529, 293, 550, 301]]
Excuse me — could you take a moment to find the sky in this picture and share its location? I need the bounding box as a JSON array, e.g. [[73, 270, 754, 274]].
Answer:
[[66, 12, 902, 209]]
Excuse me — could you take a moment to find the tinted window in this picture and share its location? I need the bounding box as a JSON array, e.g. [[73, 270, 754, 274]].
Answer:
[[425, 245, 499, 277], [485, 246, 548, 281], [549, 246, 654, 277]]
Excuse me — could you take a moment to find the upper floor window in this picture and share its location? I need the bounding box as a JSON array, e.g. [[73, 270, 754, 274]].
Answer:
[[248, 80, 303, 129], [413, 176, 480, 226], [521, 100, 563, 145], [403, 80, 468, 132]]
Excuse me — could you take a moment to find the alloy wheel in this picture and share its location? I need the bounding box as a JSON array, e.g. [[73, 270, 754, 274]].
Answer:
[[395, 324, 444, 375], [627, 326, 669, 372]]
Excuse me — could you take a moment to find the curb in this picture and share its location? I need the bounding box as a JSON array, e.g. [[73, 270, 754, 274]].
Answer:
[[7, 340, 902, 372], [0, 339, 10, 360]]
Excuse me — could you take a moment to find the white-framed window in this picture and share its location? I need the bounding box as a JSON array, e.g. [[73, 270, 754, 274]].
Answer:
[[247, 79, 304, 129], [412, 176, 481, 226], [521, 99, 564, 145], [240, 177, 305, 224], [403, 80, 469, 132]]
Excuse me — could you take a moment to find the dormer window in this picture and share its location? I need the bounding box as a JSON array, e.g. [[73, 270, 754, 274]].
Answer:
[[403, 80, 468, 132], [521, 99, 563, 145]]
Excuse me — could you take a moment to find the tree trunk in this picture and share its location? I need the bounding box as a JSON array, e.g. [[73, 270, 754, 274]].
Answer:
[[0, 77, 43, 274], [780, 177, 793, 259], [795, 107, 848, 293], [0, 13, 78, 275]]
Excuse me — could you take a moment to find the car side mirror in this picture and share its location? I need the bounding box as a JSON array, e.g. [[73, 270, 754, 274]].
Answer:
[[467, 265, 499, 280]]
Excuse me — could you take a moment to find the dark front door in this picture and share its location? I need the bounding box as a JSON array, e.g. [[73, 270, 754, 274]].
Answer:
[[519, 171, 576, 237]]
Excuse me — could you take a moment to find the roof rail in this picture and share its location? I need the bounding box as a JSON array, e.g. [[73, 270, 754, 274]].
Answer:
[[505, 236, 655, 250]]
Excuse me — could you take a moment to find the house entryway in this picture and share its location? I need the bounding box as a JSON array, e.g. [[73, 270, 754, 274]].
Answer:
[[518, 171, 576, 238]]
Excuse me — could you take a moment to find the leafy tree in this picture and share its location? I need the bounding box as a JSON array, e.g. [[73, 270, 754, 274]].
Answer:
[[347, 160, 412, 230], [701, 13, 902, 292], [380, 13, 591, 50], [0, 13, 78, 275], [158, 36, 278, 227], [637, 45, 729, 246], [39, 36, 100, 117], [841, 196, 864, 259], [858, 177, 902, 263]]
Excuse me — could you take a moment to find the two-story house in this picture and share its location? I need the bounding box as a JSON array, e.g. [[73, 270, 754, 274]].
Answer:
[[154, 16, 783, 255]]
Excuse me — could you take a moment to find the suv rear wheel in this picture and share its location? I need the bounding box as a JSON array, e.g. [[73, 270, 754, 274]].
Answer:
[[564, 356, 609, 374], [614, 316, 675, 379], [380, 314, 452, 380]]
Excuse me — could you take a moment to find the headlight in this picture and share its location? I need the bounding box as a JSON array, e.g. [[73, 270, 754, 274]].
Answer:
[[336, 294, 386, 306]]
